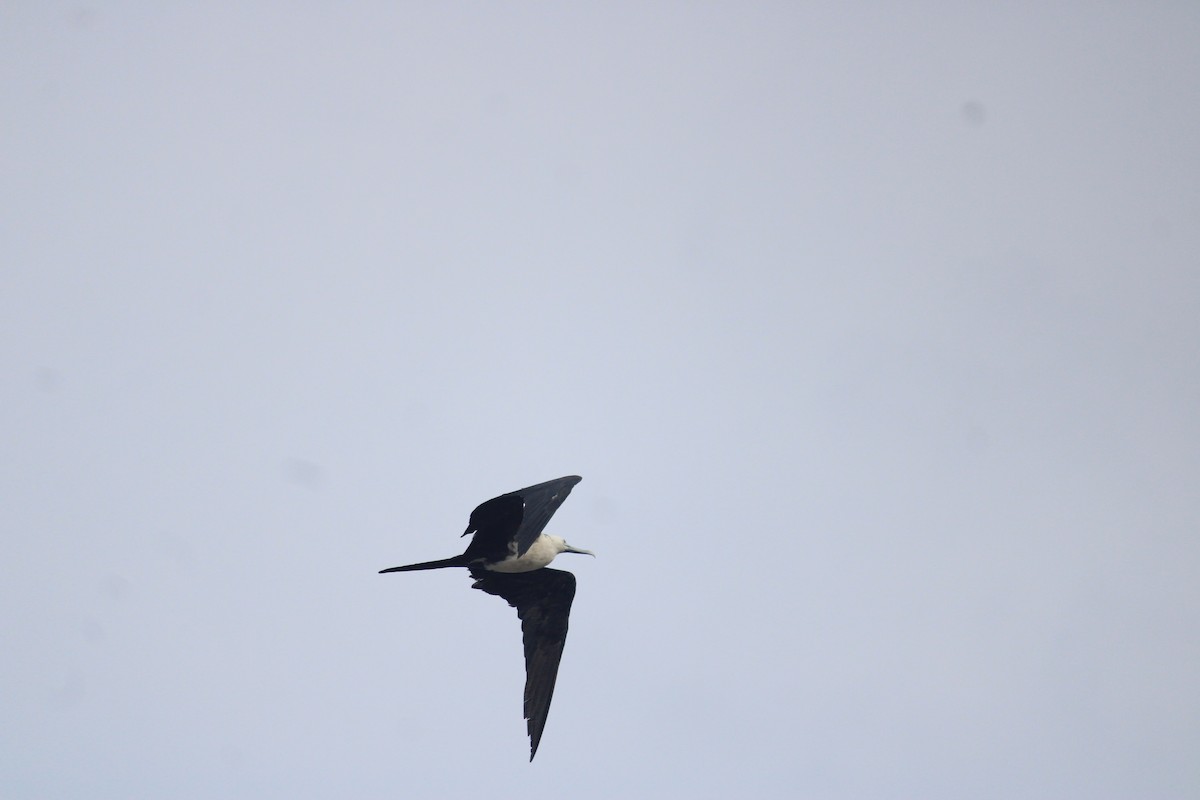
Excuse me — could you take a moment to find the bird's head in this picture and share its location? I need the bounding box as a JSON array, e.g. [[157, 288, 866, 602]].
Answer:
[[546, 534, 595, 558]]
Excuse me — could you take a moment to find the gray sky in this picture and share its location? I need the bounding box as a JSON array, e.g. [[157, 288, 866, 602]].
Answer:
[[3, 3, 1198, 798]]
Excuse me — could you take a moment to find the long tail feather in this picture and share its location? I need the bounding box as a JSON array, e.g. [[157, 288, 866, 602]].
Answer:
[[378, 555, 469, 573]]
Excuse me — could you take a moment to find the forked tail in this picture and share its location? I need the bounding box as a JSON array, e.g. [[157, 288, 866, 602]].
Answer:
[[378, 555, 469, 574]]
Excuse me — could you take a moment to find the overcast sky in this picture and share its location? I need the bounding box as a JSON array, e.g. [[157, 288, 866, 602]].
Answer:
[[3, 3, 1198, 798]]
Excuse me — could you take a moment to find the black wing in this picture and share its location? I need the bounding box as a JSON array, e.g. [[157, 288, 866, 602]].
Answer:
[[470, 566, 577, 761], [462, 476, 582, 563]]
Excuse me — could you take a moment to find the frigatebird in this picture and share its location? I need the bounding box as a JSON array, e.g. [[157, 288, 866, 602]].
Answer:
[[379, 475, 593, 760]]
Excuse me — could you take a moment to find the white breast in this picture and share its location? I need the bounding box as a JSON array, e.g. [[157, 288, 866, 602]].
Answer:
[[487, 534, 560, 573]]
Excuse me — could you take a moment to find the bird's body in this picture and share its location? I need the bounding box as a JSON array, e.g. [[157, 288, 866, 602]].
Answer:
[[486, 534, 581, 572], [379, 475, 593, 760]]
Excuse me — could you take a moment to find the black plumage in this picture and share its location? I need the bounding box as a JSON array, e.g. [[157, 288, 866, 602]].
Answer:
[[379, 475, 592, 760], [470, 566, 577, 761], [379, 476, 582, 573], [461, 475, 583, 564]]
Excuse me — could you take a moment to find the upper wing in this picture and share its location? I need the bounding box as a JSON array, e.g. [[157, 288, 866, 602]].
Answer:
[[469, 566, 577, 761], [462, 475, 582, 562]]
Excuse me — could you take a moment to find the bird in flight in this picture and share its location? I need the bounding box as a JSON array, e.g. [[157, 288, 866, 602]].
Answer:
[[379, 475, 593, 760]]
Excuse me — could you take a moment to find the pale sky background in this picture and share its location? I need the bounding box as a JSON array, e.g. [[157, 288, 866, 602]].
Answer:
[[3, 3, 1199, 798]]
